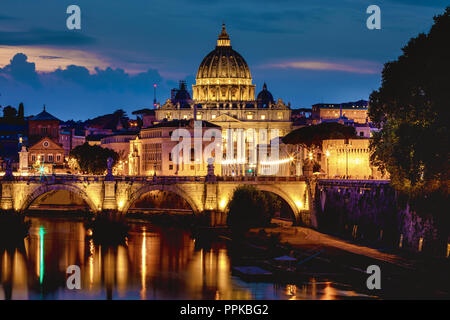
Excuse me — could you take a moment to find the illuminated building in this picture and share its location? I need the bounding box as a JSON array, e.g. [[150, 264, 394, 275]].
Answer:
[[321, 139, 387, 180], [129, 119, 222, 176], [100, 132, 137, 175], [154, 24, 292, 176], [28, 137, 65, 174], [312, 100, 369, 124]]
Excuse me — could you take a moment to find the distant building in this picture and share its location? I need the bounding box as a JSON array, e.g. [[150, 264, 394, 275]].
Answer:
[[312, 100, 369, 124], [28, 105, 60, 144], [28, 137, 65, 174], [25, 107, 67, 173], [132, 108, 156, 128], [100, 132, 137, 175], [85, 127, 114, 136], [59, 128, 86, 155], [0, 123, 27, 164]]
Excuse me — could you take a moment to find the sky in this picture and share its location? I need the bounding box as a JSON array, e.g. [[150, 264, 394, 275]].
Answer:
[[0, 0, 448, 121]]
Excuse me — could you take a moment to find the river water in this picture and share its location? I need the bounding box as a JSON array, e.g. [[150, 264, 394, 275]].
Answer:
[[0, 215, 369, 300]]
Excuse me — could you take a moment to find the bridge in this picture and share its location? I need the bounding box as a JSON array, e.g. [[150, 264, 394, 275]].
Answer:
[[0, 175, 312, 225]]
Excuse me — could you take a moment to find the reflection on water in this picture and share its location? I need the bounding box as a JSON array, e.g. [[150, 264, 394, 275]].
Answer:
[[0, 216, 366, 300]]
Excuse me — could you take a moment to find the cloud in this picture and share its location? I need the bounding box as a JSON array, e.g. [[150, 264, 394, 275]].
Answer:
[[39, 55, 63, 60], [262, 59, 381, 74], [0, 53, 187, 120], [0, 53, 40, 86], [0, 28, 95, 46]]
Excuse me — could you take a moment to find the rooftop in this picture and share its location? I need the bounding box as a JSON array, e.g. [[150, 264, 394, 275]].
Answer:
[[29, 106, 60, 121]]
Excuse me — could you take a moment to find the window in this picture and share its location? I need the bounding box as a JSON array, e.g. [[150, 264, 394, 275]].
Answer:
[[196, 113, 202, 120], [31, 154, 36, 162], [183, 114, 188, 119], [211, 114, 216, 119], [169, 164, 173, 170], [247, 113, 253, 120], [56, 154, 61, 162], [48, 154, 54, 162], [169, 152, 172, 161], [277, 112, 283, 120], [260, 114, 266, 120], [360, 132, 364, 137]]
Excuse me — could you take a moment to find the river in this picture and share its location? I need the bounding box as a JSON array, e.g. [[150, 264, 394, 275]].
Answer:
[[0, 215, 370, 300]]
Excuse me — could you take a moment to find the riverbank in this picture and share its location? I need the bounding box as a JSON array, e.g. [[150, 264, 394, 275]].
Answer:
[[246, 226, 450, 299]]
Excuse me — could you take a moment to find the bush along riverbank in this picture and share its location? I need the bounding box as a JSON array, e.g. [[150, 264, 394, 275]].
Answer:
[[314, 184, 449, 258]]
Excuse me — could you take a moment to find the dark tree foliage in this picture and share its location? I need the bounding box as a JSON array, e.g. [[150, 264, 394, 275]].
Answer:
[[17, 103, 24, 120], [369, 7, 449, 200], [282, 122, 356, 148], [2, 106, 17, 120], [70, 143, 119, 175], [84, 109, 129, 130], [226, 185, 281, 233]]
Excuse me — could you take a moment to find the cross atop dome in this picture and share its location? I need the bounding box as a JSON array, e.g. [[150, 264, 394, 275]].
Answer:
[[217, 23, 231, 47]]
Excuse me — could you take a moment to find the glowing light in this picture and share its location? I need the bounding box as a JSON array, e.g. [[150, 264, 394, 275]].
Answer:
[[295, 200, 303, 209], [326, 150, 330, 157], [308, 152, 313, 160], [118, 200, 125, 210], [221, 159, 246, 165], [260, 158, 293, 165], [141, 231, 147, 299], [39, 226, 45, 284], [219, 199, 227, 210]]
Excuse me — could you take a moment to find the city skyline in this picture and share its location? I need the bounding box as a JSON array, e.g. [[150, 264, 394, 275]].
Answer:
[[0, 0, 448, 120]]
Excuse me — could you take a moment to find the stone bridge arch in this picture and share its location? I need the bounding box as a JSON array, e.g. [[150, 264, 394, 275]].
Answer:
[[122, 184, 201, 214], [253, 184, 302, 223], [19, 183, 98, 213]]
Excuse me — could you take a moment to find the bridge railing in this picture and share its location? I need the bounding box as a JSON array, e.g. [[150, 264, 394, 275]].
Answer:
[[6, 174, 307, 183]]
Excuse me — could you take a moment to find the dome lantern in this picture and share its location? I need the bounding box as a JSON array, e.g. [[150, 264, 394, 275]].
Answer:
[[217, 24, 231, 47]]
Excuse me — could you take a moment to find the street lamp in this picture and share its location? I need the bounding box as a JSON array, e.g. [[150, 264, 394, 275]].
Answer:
[[325, 149, 330, 178], [344, 140, 351, 179]]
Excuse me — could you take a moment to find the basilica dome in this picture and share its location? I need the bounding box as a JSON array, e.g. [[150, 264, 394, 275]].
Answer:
[[196, 25, 251, 81], [193, 24, 255, 102]]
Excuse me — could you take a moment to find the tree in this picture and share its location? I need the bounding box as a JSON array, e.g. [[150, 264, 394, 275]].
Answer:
[[17, 102, 24, 120], [2, 106, 17, 120], [226, 185, 280, 234], [282, 122, 356, 148], [369, 7, 449, 199], [69, 143, 119, 175]]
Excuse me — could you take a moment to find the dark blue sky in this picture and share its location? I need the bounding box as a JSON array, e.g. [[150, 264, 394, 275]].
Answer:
[[0, 0, 448, 120]]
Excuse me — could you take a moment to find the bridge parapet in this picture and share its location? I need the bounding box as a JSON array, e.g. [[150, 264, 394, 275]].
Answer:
[[1, 175, 313, 226]]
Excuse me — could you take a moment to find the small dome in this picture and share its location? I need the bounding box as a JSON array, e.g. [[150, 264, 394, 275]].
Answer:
[[256, 83, 274, 107], [174, 81, 191, 100], [172, 81, 192, 107]]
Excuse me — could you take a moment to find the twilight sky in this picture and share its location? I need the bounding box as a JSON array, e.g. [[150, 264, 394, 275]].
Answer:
[[0, 0, 448, 120]]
